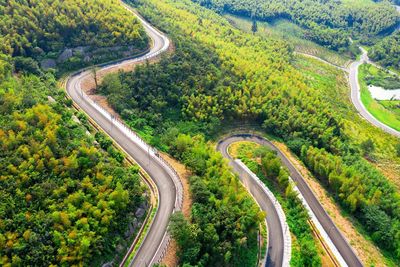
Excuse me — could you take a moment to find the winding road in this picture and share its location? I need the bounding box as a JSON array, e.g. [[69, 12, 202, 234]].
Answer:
[[217, 138, 287, 267], [349, 47, 400, 137], [63, 0, 378, 266], [218, 134, 363, 267], [66, 2, 182, 266], [348, 4, 400, 138]]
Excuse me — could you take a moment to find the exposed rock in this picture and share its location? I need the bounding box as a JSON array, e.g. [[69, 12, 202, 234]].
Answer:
[[40, 59, 56, 70], [135, 207, 145, 218], [116, 244, 124, 253], [72, 115, 81, 124], [57, 49, 73, 63], [47, 96, 56, 103], [75, 46, 87, 54], [139, 201, 148, 210], [101, 261, 113, 267], [131, 218, 138, 231]]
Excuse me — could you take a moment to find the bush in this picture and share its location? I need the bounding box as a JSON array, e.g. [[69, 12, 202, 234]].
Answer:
[[14, 56, 41, 75]]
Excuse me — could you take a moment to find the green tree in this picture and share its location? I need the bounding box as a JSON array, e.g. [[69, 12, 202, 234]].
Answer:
[[360, 138, 375, 156], [169, 212, 201, 264], [251, 19, 258, 34]]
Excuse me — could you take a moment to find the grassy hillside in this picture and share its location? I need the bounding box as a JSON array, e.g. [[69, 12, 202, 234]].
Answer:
[[224, 14, 351, 67]]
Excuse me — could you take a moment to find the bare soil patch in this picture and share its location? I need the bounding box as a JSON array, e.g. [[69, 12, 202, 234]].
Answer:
[[80, 43, 175, 112], [160, 153, 193, 267]]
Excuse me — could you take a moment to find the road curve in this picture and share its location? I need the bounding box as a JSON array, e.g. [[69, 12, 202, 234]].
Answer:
[[217, 137, 286, 267], [349, 47, 400, 138], [218, 134, 363, 267], [349, 2, 400, 137], [66, 2, 181, 266]]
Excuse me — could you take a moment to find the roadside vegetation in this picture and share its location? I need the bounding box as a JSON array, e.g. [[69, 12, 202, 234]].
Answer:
[[0, 0, 148, 75], [363, 64, 400, 89], [231, 142, 322, 267], [0, 56, 146, 266], [358, 64, 400, 131], [2, 0, 400, 266], [166, 135, 263, 267], [98, 0, 400, 264], [0, 0, 152, 266]]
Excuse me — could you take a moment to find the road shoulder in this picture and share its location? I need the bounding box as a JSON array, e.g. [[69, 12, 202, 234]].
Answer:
[[274, 141, 389, 267]]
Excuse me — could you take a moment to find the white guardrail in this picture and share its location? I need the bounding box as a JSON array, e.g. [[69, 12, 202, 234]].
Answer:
[[77, 87, 183, 265], [70, 3, 182, 265], [235, 158, 349, 267], [290, 178, 347, 267], [235, 160, 292, 267]]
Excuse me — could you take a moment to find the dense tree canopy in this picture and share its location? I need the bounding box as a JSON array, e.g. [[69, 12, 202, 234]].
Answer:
[[0, 57, 145, 266], [370, 30, 400, 70], [300, 146, 400, 257], [167, 134, 263, 266], [111, 0, 346, 151], [192, 0, 400, 50], [100, 0, 400, 262], [0, 0, 148, 57]]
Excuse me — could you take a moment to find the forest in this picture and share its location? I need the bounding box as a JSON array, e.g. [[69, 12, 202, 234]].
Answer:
[[192, 0, 399, 50], [0, 0, 148, 74], [370, 31, 400, 70], [301, 146, 400, 257], [2, 0, 400, 265], [0, 54, 146, 265], [167, 135, 263, 266], [99, 0, 400, 263], [0, 0, 152, 266], [0, 0, 148, 57]]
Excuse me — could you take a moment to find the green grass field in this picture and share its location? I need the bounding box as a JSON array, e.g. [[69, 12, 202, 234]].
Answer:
[[362, 64, 400, 89], [381, 100, 400, 117], [359, 64, 400, 132], [223, 14, 351, 67]]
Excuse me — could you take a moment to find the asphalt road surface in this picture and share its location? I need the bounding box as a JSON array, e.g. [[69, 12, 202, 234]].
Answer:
[[349, 47, 400, 138], [218, 134, 363, 267], [217, 137, 285, 267], [64, 0, 377, 265], [66, 2, 176, 266]]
